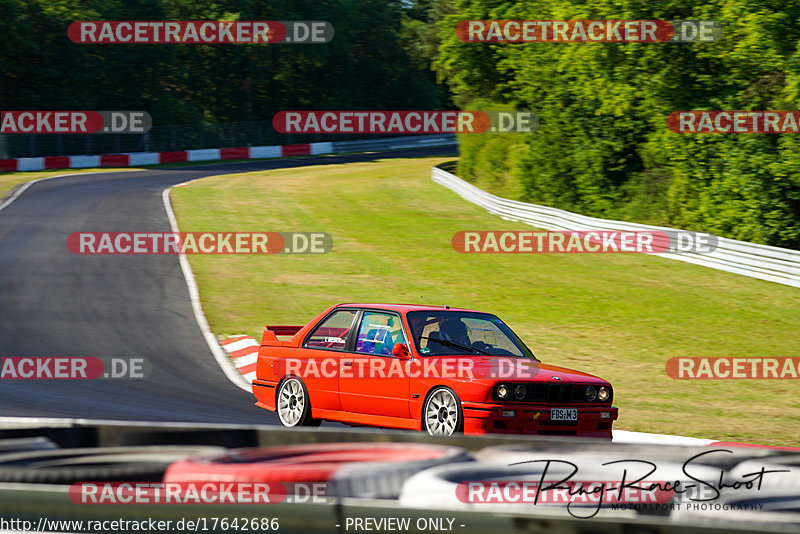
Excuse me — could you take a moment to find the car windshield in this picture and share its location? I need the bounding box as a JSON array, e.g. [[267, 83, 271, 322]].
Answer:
[[407, 311, 536, 359]]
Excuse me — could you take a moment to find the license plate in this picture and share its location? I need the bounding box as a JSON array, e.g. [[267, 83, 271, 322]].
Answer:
[[550, 408, 577, 421]]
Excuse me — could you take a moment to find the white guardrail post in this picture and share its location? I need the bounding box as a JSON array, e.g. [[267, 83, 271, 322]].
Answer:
[[432, 166, 800, 289]]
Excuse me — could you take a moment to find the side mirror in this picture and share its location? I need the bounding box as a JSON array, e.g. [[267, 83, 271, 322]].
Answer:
[[392, 343, 411, 360]]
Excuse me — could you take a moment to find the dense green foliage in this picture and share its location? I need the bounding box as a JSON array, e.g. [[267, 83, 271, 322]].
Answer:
[[0, 0, 442, 124], [3, 0, 799, 246], [431, 0, 800, 247]]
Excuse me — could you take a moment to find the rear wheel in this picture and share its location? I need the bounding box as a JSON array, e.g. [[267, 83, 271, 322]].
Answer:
[[277, 377, 320, 427], [423, 387, 463, 436]]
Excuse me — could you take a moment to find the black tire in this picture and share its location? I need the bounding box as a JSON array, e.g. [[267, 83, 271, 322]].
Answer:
[[422, 386, 463, 436], [276, 377, 320, 427], [0, 446, 222, 484]]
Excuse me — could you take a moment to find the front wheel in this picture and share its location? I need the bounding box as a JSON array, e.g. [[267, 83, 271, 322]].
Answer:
[[423, 387, 463, 436], [276, 377, 320, 427]]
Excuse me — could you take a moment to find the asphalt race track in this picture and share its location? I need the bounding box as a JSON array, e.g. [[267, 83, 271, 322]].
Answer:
[[0, 147, 456, 423]]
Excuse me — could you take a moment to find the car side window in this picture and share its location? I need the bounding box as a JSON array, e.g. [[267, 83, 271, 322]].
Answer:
[[355, 312, 406, 356], [303, 310, 357, 351]]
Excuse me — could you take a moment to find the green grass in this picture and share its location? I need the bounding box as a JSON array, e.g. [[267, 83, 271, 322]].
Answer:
[[170, 156, 800, 447]]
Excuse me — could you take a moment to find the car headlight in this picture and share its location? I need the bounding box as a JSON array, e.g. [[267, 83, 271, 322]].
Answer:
[[598, 386, 611, 402], [514, 384, 526, 400], [585, 385, 597, 402], [496, 384, 509, 399]]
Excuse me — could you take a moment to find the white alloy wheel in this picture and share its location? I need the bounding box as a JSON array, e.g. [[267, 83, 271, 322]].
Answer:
[[424, 387, 462, 436], [277, 378, 308, 427]]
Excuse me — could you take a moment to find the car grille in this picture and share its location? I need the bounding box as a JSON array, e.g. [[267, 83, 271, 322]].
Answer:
[[525, 384, 581, 404], [492, 382, 613, 403], [523, 383, 595, 403]]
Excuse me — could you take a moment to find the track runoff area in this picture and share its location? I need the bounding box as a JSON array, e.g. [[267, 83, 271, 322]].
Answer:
[[0, 152, 796, 533]]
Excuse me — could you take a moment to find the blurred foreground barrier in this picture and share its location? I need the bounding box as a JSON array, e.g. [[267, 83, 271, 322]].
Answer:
[[432, 165, 800, 289], [0, 422, 796, 532], [164, 442, 473, 500], [0, 419, 783, 461], [0, 483, 796, 534]]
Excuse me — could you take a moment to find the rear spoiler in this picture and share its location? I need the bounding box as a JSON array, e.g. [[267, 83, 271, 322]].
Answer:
[[261, 325, 303, 344], [266, 325, 303, 336]]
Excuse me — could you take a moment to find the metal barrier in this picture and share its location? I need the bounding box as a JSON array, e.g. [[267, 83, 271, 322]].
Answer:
[[0, 421, 794, 534], [0, 120, 456, 159], [0, 134, 457, 173], [332, 134, 456, 153], [432, 166, 800, 288]]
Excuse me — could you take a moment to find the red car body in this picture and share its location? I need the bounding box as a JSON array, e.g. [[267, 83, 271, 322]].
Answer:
[[252, 304, 618, 437]]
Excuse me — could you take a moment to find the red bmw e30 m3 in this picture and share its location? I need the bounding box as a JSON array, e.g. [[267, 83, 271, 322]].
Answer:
[[251, 303, 618, 437]]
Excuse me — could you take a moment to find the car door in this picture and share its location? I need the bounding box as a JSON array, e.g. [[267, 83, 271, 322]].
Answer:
[[338, 310, 411, 418], [296, 308, 359, 411]]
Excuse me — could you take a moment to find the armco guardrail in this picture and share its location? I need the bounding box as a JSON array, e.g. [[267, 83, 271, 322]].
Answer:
[[433, 166, 800, 289], [0, 135, 457, 173], [1, 120, 453, 159], [332, 134, 456, 153]]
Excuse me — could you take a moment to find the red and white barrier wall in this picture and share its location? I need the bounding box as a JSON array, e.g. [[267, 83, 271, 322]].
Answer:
[[0, 142, 334, 173]]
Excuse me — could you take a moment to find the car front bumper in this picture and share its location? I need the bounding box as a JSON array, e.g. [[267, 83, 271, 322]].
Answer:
[[461, 402, 618, 438]]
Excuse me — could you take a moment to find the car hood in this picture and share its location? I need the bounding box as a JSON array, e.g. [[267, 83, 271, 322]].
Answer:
[[430, 355, 610, 385]]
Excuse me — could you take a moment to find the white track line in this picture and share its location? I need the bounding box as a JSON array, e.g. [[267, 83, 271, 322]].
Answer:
[[612, 429, 715, 446], [162, 186, 252, 393]]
